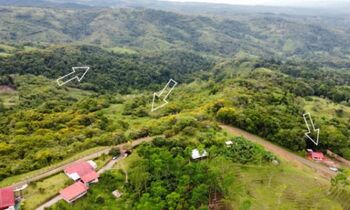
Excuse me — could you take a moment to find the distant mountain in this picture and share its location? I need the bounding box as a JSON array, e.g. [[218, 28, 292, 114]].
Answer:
[[0, 6, 349, 65], [48, 0, 350, 16], [0, 0, 91, 8]]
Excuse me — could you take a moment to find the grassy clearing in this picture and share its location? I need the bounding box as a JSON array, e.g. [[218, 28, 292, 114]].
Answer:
[[106, 47, 138, 54], [223, 162, 342, 210], [239, 165, 342, 210], [0, 44, 17, 52], [304, 96, 350, 120], [65, 87, 95, 99], [19, 153, 112, 210], [101, 103, 151, 133], [0, 146, 107, 187], [112, 151, 141, 171], [94, 154, 112, 170], [0, 52, 11, 57], [0, 92, 19, 108], [21, 173, 71, 210]]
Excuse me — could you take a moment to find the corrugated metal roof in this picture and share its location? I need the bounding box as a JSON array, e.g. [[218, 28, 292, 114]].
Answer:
[[0, 187, 14, 209], [60, 182, 88, 202]]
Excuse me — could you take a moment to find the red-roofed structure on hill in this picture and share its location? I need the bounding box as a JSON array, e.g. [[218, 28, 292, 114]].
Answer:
[[59, 160, 99, 203], [308, 151, 325, 161], [64, 161, 99, 184], [81, 171, 99, 184], [0, 187, 15, 210], [60, 181, 89, 203]]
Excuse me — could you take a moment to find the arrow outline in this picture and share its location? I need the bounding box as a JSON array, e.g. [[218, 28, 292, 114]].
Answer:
[[151, 79, 178, 112], [303, 112, 320, 146], [56, 66, 90, 87]]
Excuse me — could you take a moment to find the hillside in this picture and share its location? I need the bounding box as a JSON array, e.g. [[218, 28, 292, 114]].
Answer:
[[0, 45, 212, 93], [1, 7, 350, 65], [0, 3, 349, 210]]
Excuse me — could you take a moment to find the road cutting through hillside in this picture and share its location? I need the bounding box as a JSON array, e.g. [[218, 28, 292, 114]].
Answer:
[[220, 125, 337, 180]]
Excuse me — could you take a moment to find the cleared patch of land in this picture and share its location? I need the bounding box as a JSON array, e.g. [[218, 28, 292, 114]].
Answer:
[[0, 146, 107, 187], [220, 125, 336, 180], [304, 96, 350, 120]]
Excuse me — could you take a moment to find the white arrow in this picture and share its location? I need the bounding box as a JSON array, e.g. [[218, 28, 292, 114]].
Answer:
[[151, 79, 178, 112], [303, 112, 320, 146], [56, 67, 90, 87]]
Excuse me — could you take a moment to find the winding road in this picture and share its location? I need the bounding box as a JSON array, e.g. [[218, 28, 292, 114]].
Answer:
[[220, 125, 337, 180]]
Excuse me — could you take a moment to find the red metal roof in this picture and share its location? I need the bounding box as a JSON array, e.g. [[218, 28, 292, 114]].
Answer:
[[0, 187, 14, 209], [60, 182, 89, 202], [311, 152, 324, 159], [81, 171, 99, 183], [64, 161, 94, 178]]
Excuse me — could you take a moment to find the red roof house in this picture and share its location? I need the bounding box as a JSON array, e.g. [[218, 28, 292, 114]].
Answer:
[[308, 151, 325, 161], [81, 171, 99, 184], [64, 161, 99, 183], [0, 187, 15, 210], [60, 181, 89, 203]]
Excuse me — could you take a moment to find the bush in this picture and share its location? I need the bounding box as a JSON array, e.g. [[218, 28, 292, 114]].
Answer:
[[95, 195, 105, 204], [216, 107, 237, 124], [109, 148, 121, 157]]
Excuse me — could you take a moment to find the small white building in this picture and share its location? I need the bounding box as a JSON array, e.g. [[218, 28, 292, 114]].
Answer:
[[225, 141, 233, 147], [112, 190, 123, 199], [191, 149, 208, 160]]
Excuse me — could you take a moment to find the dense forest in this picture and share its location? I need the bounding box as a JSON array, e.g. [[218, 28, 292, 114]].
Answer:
[[0, 46, 212, 93]]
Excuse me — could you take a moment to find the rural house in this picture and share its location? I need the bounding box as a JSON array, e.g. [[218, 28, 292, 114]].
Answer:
[[0, 187, 15, 210], [59, 181, 89, 203], [64, 161, 99, 184], [308, 151, 325, 161]]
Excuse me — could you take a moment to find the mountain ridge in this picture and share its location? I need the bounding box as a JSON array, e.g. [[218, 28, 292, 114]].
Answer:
[[1, 6, 350, 66]]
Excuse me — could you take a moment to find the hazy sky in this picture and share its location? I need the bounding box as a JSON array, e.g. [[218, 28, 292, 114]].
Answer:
[[165, 0, 349, 7]]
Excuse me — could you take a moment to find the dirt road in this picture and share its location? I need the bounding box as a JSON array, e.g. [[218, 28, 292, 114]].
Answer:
[[34, 137, 154, 210], [220, 125, 336, 180], [12, 136, 153, 189], [36, 155, 128, 210]]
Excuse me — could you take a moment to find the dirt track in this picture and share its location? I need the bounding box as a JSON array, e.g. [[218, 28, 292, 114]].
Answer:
[[220, 125, 336, 180]]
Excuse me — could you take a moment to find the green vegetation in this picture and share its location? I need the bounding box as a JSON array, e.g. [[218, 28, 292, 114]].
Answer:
[[0, 4, 349, 210], [0, 7, 350, 65], [48, 119, 278, 210], [21, 173, 71, 210], [330, 169, 350, 209], [18, 153, 111, 210], [48, 129, 342, 210], [0, 46, 212, 93]]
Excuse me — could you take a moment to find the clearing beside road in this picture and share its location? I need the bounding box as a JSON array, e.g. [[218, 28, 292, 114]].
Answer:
[[220, 125, 336, 180]]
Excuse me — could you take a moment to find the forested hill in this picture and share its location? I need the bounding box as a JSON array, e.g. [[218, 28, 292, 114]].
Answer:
[[1, 6, 350, 65], [0, 46, 212, 93]]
